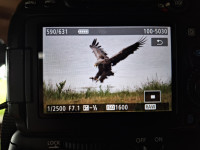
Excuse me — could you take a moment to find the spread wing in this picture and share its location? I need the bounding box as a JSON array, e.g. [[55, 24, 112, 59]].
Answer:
[[109, 37, 146, 66], [90, 38, 109, 60]]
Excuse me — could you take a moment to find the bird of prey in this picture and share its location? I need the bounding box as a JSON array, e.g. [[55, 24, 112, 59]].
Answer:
[[89, 37, 146, 83]]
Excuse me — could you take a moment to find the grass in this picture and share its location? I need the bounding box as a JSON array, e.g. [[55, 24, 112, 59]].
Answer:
[[0, 79, 7, 122], [43, 76, 172, 109], [135, 77, 171, 93]]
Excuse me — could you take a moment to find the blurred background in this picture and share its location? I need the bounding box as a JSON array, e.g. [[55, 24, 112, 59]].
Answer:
[[0, 0, 21, 124], [0, 0, 21, 43]]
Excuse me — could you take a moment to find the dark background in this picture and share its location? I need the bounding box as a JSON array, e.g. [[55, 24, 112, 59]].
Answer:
[[0, 0, 21, 44]]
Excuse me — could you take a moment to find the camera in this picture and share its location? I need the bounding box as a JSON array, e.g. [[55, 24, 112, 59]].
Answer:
[[1, 0, 200, 149]]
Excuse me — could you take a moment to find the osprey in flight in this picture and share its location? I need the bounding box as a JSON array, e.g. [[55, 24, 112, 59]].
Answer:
[[89, 37, 146, 83]]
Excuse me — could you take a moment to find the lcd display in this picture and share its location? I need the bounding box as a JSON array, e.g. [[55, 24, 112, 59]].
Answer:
[[42, 26, 172, 113]]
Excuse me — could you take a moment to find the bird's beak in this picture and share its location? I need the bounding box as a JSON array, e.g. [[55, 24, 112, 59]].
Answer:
[[94, 64, 97, 67]]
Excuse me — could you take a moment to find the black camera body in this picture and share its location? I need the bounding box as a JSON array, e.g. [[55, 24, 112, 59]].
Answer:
[[5, 0, 200, 149]]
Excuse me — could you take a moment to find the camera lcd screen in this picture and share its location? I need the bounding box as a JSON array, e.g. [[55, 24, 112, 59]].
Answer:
[[42, 26, 172, 113]]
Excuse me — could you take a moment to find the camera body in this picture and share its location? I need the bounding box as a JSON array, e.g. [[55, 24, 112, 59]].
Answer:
[[6, 0, 200, 149]]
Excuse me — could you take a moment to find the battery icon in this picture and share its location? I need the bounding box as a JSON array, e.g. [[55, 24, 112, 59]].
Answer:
[[78, 29, 89, 34], [106, 104, 115, 111]]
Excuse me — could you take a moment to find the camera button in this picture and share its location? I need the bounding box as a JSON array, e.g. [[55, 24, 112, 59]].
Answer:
[[188, 28, 196, 37], [136, 145, 148, 150], [24, 0, 37, 9], [186, 114, 195, 125], [194, 49, 200, 57], [44, 0, 56, 8]]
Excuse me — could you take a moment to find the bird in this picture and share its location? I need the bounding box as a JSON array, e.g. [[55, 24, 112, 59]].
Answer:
[[89, 37, 146, 83]]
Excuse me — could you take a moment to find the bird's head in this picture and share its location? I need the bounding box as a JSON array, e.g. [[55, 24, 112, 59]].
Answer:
[[94, 63, 98, 67], [94, 59, 104, 67]]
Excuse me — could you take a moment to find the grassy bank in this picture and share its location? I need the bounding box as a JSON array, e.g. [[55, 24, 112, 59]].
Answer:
[[43, 78, 171, 107]]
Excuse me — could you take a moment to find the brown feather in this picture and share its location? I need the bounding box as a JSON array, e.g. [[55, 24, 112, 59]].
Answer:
[[90, 38, 109, 59], [109, 37, 146, 66]]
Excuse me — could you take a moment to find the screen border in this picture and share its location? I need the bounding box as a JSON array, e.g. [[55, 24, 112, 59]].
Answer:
[[38, 24, 177, 119]]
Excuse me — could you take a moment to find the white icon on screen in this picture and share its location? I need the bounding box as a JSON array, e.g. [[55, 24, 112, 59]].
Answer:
[[83, 105, 90, 111], [151, 95, 156, 99], [145, 104, 157, 110], [106, 104, 115, 111], [78, 29, 89, 34]]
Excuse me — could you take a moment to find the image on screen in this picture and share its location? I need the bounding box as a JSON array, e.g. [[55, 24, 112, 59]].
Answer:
[[42, 26, 172, 113]]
